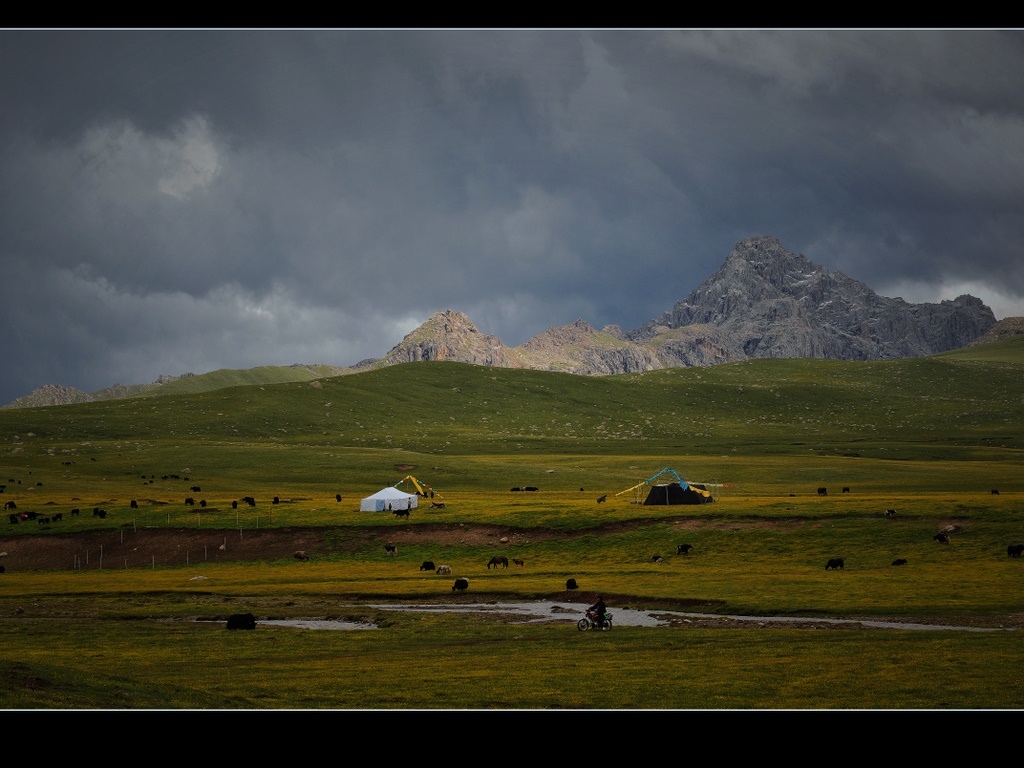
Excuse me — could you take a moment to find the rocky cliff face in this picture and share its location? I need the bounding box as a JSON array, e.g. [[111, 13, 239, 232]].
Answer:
[[376, 309, 522, 369], [627, 236, 997, 361], [375, 236, 997, 375]]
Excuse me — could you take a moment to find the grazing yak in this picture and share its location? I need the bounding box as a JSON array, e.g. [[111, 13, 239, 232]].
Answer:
[[934, 534, 950, 544], [676, 544, 694, 555], [992, 489, 1000, 495], [596, 495, 607, 503], [452, 578, 469, 593], [435, 565, 452, 575], [891, 558, 908, 566], [565, 578, 578, 590], [523, 486, 539, 492], [130, 500, 138, 509], [651, 555, 665, 563], [420, 561, 436, 571], [487, 556, 509, 569], [513, 559, 525, 567], [384, 544, 397, 556], [825, 558, 845, 570], [1008, 545, 1024, 558], [293, 551, 310, 561], [336, 494, 342, 502], [226, 613, 256, 630], [842, 487, 850, 493], [392, 507, 411, 519], [817, 487, 828, 496], [884, 509, 896, 518]]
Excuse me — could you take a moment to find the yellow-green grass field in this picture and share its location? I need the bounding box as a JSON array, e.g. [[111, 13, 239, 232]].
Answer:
[[0, 346, 1022, 709]]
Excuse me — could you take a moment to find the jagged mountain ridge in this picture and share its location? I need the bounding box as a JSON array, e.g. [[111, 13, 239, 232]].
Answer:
[[626, 235, 995, 361], [5, 235, 1003, 407], [381, 235, 997, 372]]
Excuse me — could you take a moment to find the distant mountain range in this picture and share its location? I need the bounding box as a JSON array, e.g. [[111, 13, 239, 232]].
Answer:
[[6, 235, 1013, 409]]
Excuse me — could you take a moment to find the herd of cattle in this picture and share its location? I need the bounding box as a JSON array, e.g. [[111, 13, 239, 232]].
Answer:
[[4, 478, 1021, 588]]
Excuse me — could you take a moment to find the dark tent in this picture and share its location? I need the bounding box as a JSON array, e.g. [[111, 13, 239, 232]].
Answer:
[[643, 482, 713, 506]]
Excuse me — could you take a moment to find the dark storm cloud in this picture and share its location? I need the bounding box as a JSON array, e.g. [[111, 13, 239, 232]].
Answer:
[[1, 29, 1022, 404]]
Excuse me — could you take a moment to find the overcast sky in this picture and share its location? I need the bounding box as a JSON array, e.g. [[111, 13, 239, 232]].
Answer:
[[2, 29, 1023, 404]]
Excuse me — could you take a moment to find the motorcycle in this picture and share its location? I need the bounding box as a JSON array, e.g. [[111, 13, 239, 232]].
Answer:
[[577, 608, 613, 631]]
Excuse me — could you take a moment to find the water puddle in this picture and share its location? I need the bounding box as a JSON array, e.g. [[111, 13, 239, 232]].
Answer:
[[202, 604, 1018, 632], [365, 602, 1019, 632], [260, 619, 377, 631]]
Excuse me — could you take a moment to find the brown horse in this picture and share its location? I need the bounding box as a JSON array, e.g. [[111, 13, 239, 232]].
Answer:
[[487, 556, 509, 569]]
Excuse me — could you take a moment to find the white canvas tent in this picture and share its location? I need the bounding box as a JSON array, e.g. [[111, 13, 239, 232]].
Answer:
[[360, 486, 418, 512]]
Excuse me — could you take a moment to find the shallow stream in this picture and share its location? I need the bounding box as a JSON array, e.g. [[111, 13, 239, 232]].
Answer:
[[254, 602, 1018, 632]]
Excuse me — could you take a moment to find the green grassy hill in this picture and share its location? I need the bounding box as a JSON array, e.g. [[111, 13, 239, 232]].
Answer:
[[2, 350, 1023, 709]]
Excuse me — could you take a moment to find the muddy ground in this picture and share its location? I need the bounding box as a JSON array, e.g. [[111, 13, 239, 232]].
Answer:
[[1, 521, 1020, 631]]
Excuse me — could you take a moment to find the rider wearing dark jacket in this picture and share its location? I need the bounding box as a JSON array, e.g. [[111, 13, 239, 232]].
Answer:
[[589, 596, 607, 625]]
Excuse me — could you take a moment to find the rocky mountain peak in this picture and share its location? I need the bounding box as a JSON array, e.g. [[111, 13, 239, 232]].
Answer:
[[628, 235, 996, 361], [377, 309, 519, 368]]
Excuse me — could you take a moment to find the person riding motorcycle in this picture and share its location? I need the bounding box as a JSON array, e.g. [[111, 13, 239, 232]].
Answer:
[[589, 596, 607, 627]]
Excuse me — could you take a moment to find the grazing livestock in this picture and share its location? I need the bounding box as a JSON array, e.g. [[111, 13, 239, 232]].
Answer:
[[384, 544, 397, 557], [1008, 545, 1024, 558], [226, 613, 257, 630], [184, 497, 195, 506], [199, 500, 207, 508], [435, 565, 452, 575], [273, 497, 280, 505], [487, 556, 509, 569], [243, 496, 256, 507], [676, 544, 694, 555], [452, 578, 469, 593], [565, 578, 578, 590], [934, 534, 950, 544], [130, 500, 138, 509], [3, 502, 15, 510], [825, 558, 844, 570], [70, 508, 79, 516], [293, 551, 310, 561], [0, 565, 5, 573], [817, 487, 828, 496], [842, 487, 850, 493], [52, 513, 62, 522], [513, 559, 525, 567], [393, 507, 411, 519], [93, 508, 106, 519], [596, 495, 607, 503], [420, 561, 436, 571], [651, 555, 665, 563], [524, 487, 539, 492], [190, 486, 201, 492], [891, 558, 908, 566], [884, 509, 896, 518], [510, 487, 522, 492], [232, 500, 238, 509], [336, 494, 342, 502], [430, 501, 446, 508], [992, 489, 1000, 495], [7, 514, 17, 525]]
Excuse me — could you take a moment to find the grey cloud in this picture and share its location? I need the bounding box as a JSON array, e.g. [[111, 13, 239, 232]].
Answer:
[[1, 29, 1022, 404]]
